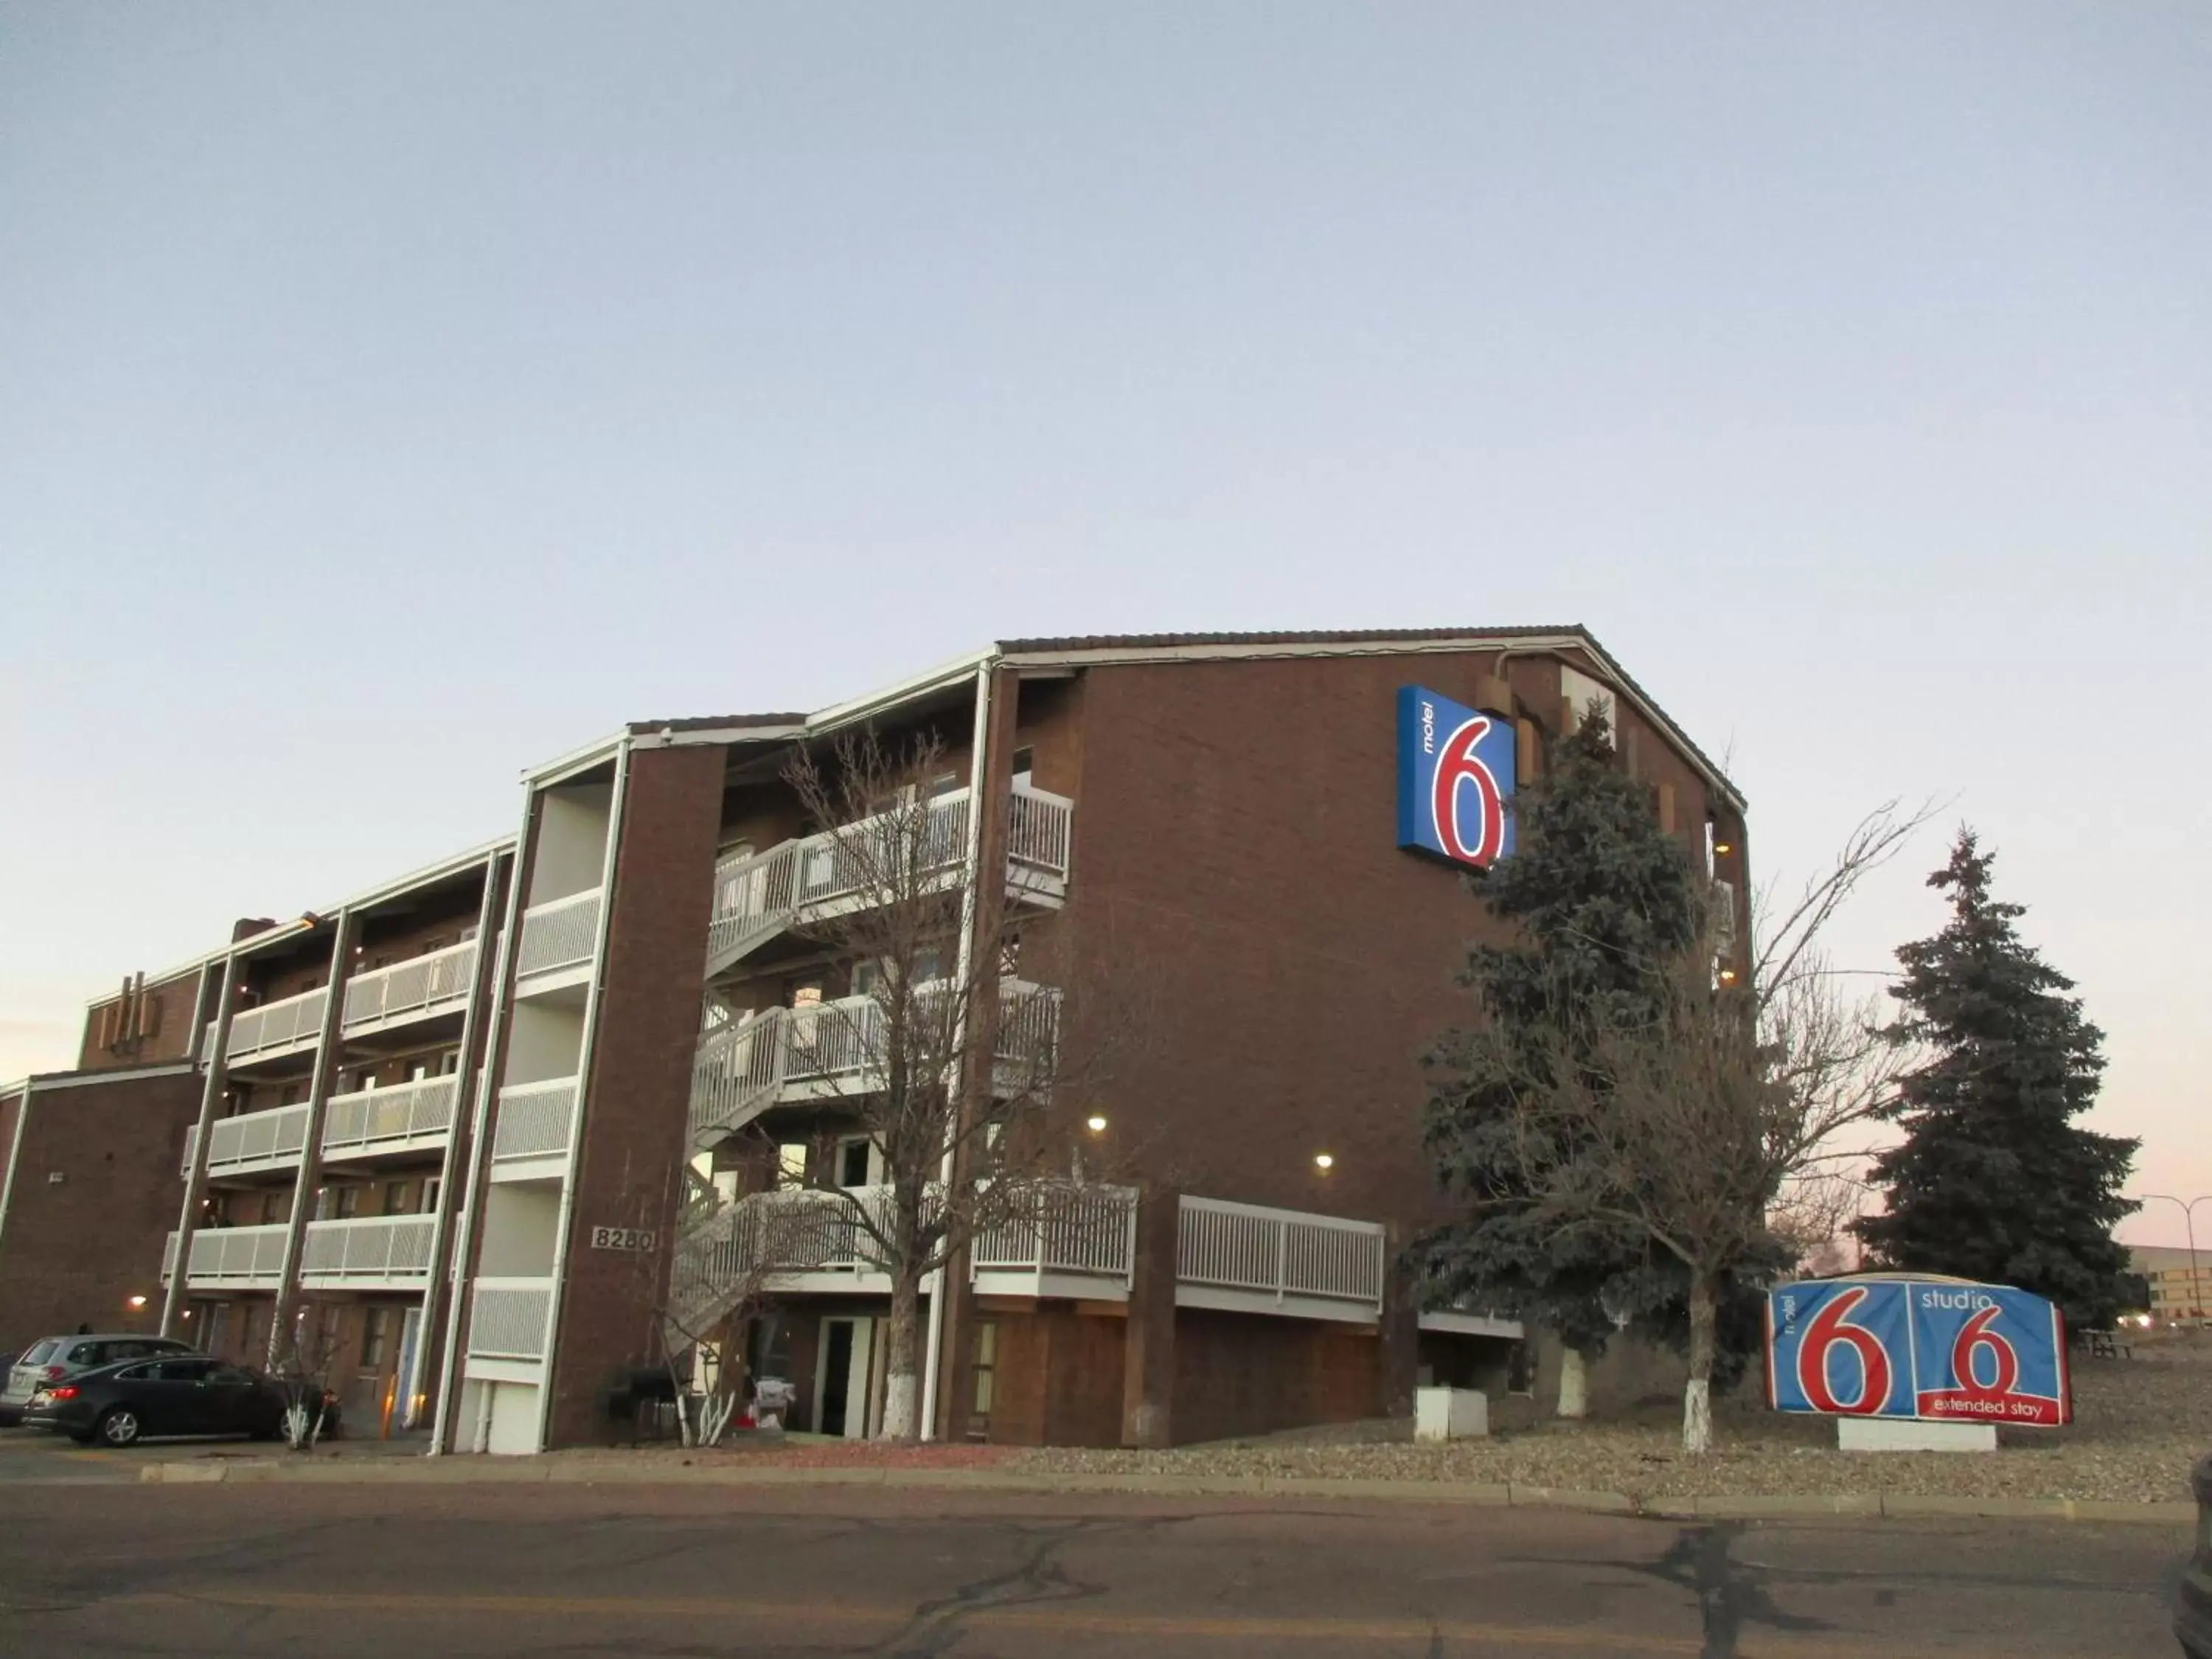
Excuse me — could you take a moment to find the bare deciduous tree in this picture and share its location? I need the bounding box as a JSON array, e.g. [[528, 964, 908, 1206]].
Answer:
[[692, 731, 1132, 1441], [1467, 804, 1929, 1453], [271, 1302, 345, 1451]]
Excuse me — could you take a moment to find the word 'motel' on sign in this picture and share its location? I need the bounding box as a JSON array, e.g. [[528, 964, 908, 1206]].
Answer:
[[1396, 685, 1516, 869], [1766, 1276, 2071, 1427]]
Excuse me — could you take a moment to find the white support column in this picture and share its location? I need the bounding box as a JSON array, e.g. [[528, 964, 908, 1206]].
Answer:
[[919, 659, 997, 1441], [161, 950, 241, 1338], [404, 851, 509, 1432], [430, 818, 533, 1455], [265, 911, 359, 1371]]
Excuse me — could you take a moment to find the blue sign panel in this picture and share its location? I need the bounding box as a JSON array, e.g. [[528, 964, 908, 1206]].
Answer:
[[1767, 1276, 2071, 1427], [1397, 686, 1516, 869], [1766, 1280, 1916, 1419]]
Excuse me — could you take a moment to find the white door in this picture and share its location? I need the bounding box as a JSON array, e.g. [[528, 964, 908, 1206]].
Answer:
[[846, 1318, 876, 1438]]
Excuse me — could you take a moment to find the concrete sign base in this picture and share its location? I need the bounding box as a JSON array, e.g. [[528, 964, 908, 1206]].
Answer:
[[1837, 1418, 1997, 1453]]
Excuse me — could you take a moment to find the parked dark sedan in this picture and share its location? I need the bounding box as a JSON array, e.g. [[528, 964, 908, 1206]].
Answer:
[[22, 1354, 287, 1447]]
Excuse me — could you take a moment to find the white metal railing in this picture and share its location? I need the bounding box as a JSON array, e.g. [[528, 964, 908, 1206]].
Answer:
[[515, 888, 602, 981], [972, 1183, 1138, 1285], [164, 1223, 291, 1286], [686, 979, 1061, 1148], [706, 792, 970, 967], [667, 1186, 901, 1332], [704, 786, 1073, 971], [467, 1277, 555, 1362], [1006, 786, 1074, 880], [186, 1102, 313, 1179], [490, 1076, 581, 1164], [321, 1074, 460, 1158], [1176, 1195, 1386, 1312], [299, 1213, 437, 1282], [688, 1007, 791, 1145], [341, 939, 477, 1032], [209, 986, 329, 1063]]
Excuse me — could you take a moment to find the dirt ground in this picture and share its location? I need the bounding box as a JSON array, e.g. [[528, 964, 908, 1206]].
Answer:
[[1007, 1329, 2212, 1502]]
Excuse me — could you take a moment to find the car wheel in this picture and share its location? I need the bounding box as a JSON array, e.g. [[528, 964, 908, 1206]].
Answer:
[[96, 1408, 142, 1448]]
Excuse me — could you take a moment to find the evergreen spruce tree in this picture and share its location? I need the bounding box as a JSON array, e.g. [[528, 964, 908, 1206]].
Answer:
[[1422, 709, 1703, 1409], [1853, 831, 2138, 1329]]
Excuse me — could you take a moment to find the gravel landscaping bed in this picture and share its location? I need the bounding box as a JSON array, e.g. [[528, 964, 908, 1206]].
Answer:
[[1009, 1335, 2212, 1503]]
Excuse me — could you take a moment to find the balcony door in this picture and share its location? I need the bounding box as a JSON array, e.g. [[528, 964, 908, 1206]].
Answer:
[[835, 1137, 884, 1189]]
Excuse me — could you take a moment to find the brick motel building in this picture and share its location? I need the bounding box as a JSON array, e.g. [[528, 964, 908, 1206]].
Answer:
[[0, 630, 1745, 1453]]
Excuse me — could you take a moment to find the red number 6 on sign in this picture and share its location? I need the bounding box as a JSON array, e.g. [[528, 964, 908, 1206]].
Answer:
[[1796, 1286, 1893, 1415]]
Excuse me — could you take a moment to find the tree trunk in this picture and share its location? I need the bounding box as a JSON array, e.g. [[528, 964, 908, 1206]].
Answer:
[[1556, 1344, 1590, 1419], [1683, 1268, 1717, 1455], [878, 1266, 923, 1441]]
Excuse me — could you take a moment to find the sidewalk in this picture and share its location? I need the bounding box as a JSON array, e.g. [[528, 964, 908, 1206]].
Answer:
[[131, 1447, 2199, 1526]]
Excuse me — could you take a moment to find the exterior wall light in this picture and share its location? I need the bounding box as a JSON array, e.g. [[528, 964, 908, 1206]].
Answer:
[[126, 1295, 147, 1310], [1714, 841, 1733, 857], [1085, 1114, 1108, 1134], [1718, 968, 1739, 984], [1314, 1153, 1335, 1172]]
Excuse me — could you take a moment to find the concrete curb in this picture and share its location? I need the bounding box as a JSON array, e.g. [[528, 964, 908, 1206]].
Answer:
[[130, 1457, 2199, 1524]]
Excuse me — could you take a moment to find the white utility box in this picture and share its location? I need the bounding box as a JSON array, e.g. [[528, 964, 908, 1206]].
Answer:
[[1415, 1386, 1489, 1442], [1837, 1417, 1996, 1453]]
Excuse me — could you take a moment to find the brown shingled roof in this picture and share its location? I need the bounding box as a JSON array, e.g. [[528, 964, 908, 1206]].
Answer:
[[627, 712, 807, 736], [997, 625, 1587, 654]]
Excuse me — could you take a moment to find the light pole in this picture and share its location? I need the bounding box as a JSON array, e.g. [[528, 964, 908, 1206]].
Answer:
[[2142, 1194, 2212, 1321]]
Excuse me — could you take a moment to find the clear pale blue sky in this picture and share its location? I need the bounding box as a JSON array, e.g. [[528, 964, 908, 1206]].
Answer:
[[3, 4, 2206, 1241]]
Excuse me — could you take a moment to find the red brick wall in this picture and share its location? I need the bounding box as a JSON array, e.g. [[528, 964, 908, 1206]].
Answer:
[[1170, 1308, 1380, 1444], [543, 744, 727, 1448], [1049, 647, 1725, 1228], [77, 968, 206, 1072], [0, 1070, 201, 1353]]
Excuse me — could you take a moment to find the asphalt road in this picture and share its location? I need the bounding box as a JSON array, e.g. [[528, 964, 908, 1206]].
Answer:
[[0, 1475, 2192, 1659]]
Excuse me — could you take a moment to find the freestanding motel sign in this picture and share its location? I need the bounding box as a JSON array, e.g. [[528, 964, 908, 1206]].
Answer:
[[1768, 1275, 2071, 1444]]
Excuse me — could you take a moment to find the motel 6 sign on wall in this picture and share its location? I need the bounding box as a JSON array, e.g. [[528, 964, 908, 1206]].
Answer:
[[1397, 685, 1517, 869], [1767, 1276, 2072, 1428]]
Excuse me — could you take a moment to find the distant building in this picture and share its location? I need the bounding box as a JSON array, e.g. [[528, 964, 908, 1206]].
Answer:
[[1, 628, 1747, 1451], [2128, 1245, 2210, 1321]]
